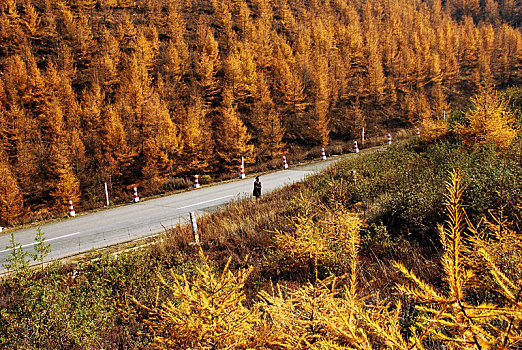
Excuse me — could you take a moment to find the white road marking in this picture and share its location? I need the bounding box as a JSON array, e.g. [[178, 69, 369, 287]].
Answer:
[[0, 231, 81, 253], [176, 195, 233, 210]]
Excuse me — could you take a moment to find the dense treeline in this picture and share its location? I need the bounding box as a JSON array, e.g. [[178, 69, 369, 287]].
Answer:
[[0, 0, 521, 224]]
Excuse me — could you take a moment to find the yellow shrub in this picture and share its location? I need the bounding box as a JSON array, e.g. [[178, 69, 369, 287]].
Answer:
[[394, 170, 522, 349], [456, 86, 519, 149], [419, 117, 449, 143], [272, 206, 364, 279], [134, 251, 260, 350]]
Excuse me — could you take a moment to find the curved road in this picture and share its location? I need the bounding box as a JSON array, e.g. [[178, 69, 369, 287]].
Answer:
[[0, 156, 349, 270]]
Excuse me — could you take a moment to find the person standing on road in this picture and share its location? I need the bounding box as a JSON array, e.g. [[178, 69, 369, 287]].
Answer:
[[253, 176, 262, 200]]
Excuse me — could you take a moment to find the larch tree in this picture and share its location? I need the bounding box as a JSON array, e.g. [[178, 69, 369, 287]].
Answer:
[[274, 50, 308, 139], [20, 2, 42, 40], [250, 3, 275, 72], [10, 103, 42, 201], [140, 92, 181, 180], [46, 98, 81, 213], [46, 63, 84, 176], [116, 53, 153, 159], [161, 0, 189, 108], [210, 0, 234, 48], [80, 82, 105, 178], [310, 51, 331, 147], [135, 27, 159, 71], [94, 28, 121, 92], [0, 146, 23, 226], [193, 21, 221, 102], [100, 105, 134, 179], [224, 42, 258, 106], [345, 98, 366, 141], [253, 74, 285, 160], [458, 17, 480, 90], [456, 86, 519, 149], [179, 96, 212, 173], [213, 87, 254, 172]]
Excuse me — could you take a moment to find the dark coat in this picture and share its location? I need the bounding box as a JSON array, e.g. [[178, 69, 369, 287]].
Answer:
[[253, 179, 262, 197]]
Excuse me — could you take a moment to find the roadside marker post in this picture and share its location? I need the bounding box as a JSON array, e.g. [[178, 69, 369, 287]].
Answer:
[[362, 127, 365, 144], [240, 157, 246, 179], [133, 187, 140, 202], [416, 127, 420, 136], [321, 148, 327, 160], [387, 133, 392, 145], [104, 182, 110, 206], [190, 212, 199, 244], [353, 140, 359, 153], [283, 156, 288, 169], [69, 200, 76, 217], [194, 175, 200, 188]]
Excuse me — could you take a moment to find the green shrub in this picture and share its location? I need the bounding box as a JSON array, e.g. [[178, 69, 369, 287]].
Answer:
[[307, 140, 522, 241]]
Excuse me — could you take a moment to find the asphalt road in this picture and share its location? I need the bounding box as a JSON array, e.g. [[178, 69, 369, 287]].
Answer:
[[0, 155, 346, 270]]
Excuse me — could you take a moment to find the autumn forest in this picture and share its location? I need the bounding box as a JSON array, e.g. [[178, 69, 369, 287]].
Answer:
[[0, 0, 521, 225]]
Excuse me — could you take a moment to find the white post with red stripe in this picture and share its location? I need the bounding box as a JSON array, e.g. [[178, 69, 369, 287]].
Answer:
[[387, 133, 392, 145], [321, 148, 327, 160], [133, 187, 140, 202], [68, 200, 76, 217], [416, 127, 420, 136], [353, 140, 359, 153], [283, 156, 288, 169], [240, 157, 246, 179], [194, 175, 200, 188]]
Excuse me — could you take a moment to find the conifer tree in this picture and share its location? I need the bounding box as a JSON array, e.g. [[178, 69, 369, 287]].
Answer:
[[250, 0, 275, 72], [311, 53, 331, 147], [456, 86, 519, 149], [94, 28, 121, 91], [9, 103, 42, 201], [214, 87, 254, 172], [179, 96, 212, 173], [46, 99, 81, 213], [140, 92, 181, 179], [193, 21, 221, 102], [21, 2, 41, 39], [0, 147, 23, 226], [210, 0, 234, 47], [224, 42, 258, 104], [101, 105, 134, 178], [135, 252, 259, 349], [253, 75, 285, 159], [275, 54, 307, 138], [395, 170, 522, 349]]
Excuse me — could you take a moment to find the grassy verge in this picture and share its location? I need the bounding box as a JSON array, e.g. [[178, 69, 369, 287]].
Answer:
[[0, 134, 521, 348]]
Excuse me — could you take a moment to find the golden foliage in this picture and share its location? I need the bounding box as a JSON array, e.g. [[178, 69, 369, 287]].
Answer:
[[134, 251, 259, 350], [272, 205, 364, 279], [137, 170, 522, 349], [1, 0, 522, 216], [260, 216, 423, 350], [0, 147, 23, 225], [394, 169, 522, 349], [419, 116, 449, 143], [456, 86, 519, 149]]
